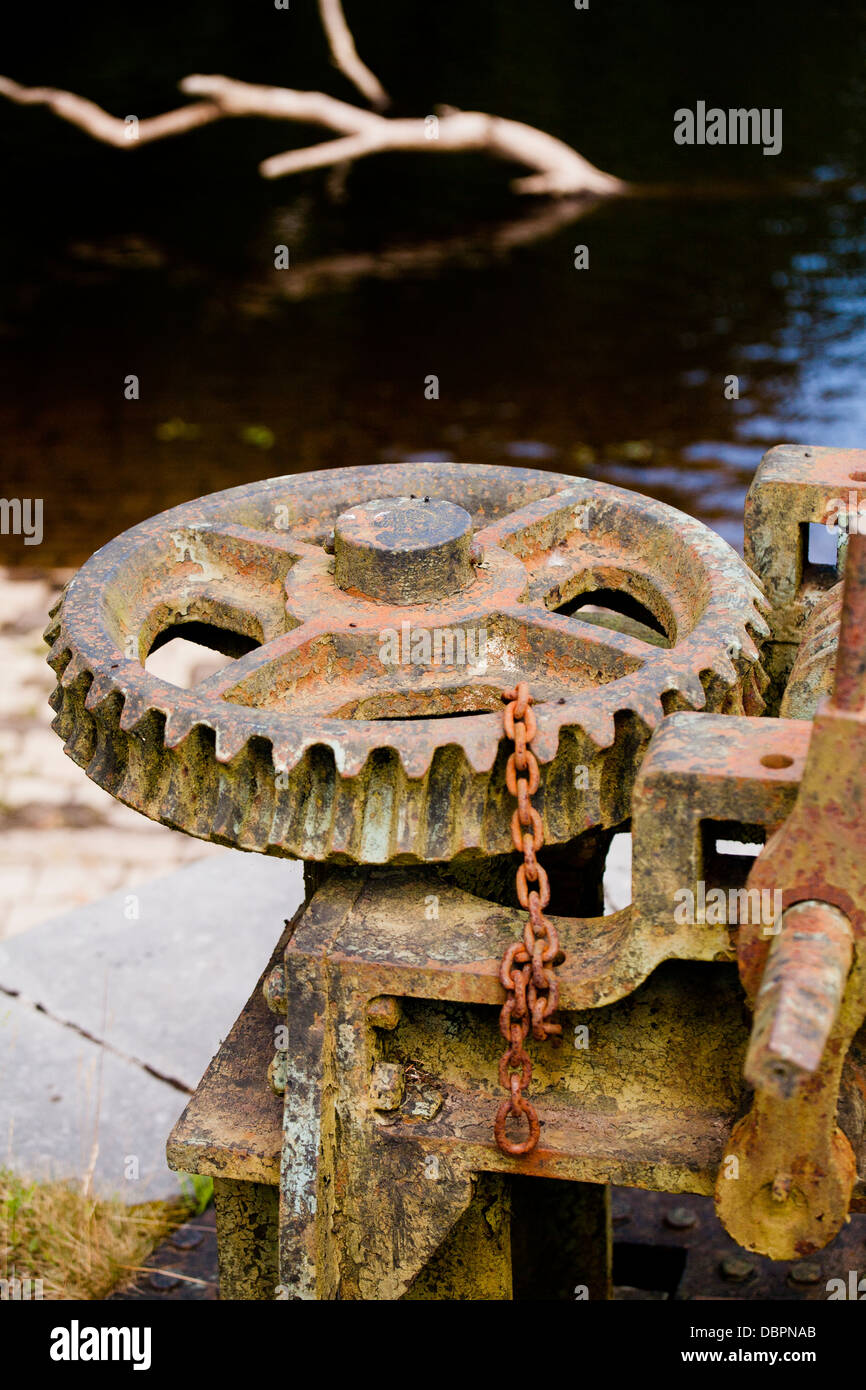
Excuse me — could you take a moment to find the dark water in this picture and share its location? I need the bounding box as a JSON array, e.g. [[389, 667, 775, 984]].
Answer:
[[1, 0, 864, 565]]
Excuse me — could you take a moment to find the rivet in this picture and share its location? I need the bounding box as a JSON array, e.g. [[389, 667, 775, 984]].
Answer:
[[665, 1205, 698, 1230], [366, 995, 402, 1030], [170, 1225, 205, 1251], [719, 1256, 755, 1284], [262, 964, 288, 1016], [370, 1062, 404, 1112], [268, 1052, 289, 1096]]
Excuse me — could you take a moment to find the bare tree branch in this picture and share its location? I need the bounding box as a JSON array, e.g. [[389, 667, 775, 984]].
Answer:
[[0, 70, 625, 198], [179, 74, 381, 133], [0, 75, 222, 147], [183, 75, 624, 196], [0, 0, 622, 196], [318, 0, 389, 109]]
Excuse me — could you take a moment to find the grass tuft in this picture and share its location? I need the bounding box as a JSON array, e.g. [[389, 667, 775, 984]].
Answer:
[[0, 1167, 205, 1300]]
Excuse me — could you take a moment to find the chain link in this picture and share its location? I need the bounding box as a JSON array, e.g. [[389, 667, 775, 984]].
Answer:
[[494, 681, 563, 1157]]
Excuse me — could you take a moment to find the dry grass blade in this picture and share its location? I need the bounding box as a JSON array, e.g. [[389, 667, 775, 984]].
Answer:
[[0, 1167, 192, 1300]]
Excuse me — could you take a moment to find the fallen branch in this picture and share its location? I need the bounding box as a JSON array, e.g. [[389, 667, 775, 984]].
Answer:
[[0, 71, 624, 198], [0, 75, 221, 147], [256, 109, 621, 196]]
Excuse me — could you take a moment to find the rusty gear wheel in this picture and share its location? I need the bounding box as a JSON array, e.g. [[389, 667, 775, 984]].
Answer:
[[46, 463, 769, 863]]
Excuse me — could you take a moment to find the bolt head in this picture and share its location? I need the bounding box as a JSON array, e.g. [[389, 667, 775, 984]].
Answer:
[[263, 964, 288, 1015], [771, 1172, 793, 1203], [366, 995, 402, 1030], [268, 1052, 289, 1096], [369, 1062, 404, 1112]]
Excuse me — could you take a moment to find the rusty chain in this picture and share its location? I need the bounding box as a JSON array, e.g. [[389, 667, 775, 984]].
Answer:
[[494, 681, 564, 1157]]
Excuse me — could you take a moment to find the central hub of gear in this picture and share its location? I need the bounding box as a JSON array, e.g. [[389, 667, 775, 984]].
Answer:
[[334, 496, 475, 604]]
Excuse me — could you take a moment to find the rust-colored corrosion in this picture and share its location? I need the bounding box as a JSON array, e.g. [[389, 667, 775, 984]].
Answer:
[[744, 443, 860, 708], [780, 582, 842, 719], [831, 531, 866, 711], [717, 525, 866, 1260], [744, 901, 853, 1098], [333, 495, 477, 604], [53, 446, 866, 1293], [494, 682, 562, 1157], [45, 462, 768, 864], [168, 857, 866, 1298]]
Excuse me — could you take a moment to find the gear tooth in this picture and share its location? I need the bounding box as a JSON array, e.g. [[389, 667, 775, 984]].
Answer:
[[46, 638, 72, 676], [624, 692, 665, 733], [749, 606, 771, 639], [393, 715, 500, 779], [47, 587, 68, 622], [60, 653, 86, 688], [398, 741, 435, 780], [64, 717, 96, 768], [672, 673, 707, 710], [335, 738, 371, 780], [271, 735, 307, 779], [328, 777, 361, 856], [358, 749, 401, 862], [459, 719, 502, 775], [531, 723, 560, 764], [83, 673, 114, 711], [215, 725, 250, 763], [273, 743, 335, 854], [708, 652, 739, 687], [743, 666, 767, 716], [578, 708, 617, 750], [393, 769, 426, 857], [118, 691, 149, 732], [749, 577, 769, 604], [163, 709, 197, 749]]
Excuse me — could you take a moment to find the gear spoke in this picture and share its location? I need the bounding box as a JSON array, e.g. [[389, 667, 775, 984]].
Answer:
[[194, 616, 353, 704], [505, 603, 654, 664], [192, 522, 324, 565]]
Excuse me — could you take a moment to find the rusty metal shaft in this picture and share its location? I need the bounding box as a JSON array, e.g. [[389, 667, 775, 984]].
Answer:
[[744, 900, 853, 1099]]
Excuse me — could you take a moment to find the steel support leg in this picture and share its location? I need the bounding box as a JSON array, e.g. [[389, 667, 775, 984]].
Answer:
[[213, 1178, 279, 1301]]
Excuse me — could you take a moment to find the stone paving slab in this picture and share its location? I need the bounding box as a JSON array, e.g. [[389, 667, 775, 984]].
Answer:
[[0, 855, 304, 1091], [0, 993, 189, 1200], [0, 854, 305, 1199]]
